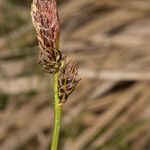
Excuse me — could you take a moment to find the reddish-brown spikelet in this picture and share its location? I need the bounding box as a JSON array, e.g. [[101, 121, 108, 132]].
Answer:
[[31, 0, 63, 73], [31, 0, 60, 49], [58, 60, 81, 104]]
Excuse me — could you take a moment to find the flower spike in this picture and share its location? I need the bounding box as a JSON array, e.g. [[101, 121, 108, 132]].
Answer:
[[58, 60, 81, 105], [31, 0, 63, 73]]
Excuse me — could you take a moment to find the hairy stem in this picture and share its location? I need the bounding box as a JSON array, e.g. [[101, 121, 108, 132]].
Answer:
[[51, 73, 62, 150]]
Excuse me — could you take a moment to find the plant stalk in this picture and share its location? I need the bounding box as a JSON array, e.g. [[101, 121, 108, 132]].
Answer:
[[51, 73, 62, 150]]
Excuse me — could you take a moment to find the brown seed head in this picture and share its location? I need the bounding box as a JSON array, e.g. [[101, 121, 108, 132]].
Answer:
[[58, 60, 81, 104], [31, 0, 63, 73], [38, 48, 63, 74], [31, 0, 60, 49]]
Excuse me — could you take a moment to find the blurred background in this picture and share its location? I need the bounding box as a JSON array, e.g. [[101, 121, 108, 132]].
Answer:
[[0, 0, 150, 150]]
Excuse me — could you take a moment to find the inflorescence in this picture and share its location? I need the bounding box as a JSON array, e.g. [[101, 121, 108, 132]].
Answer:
[[31, 0, 80, 105]]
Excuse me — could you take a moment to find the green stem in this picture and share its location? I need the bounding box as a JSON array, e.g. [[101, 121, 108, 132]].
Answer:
[[51, 73, 62, 150]]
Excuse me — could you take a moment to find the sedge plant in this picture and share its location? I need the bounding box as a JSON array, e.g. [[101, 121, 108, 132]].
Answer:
[[31, 0, 80, 150]]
